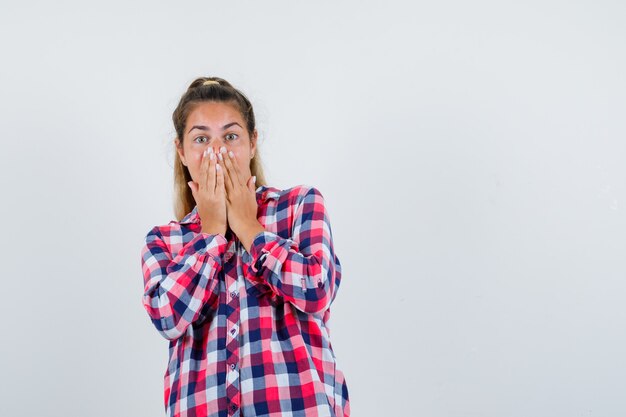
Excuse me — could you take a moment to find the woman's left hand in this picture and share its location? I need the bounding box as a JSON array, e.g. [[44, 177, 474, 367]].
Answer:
[[218, 147, 260, 239]]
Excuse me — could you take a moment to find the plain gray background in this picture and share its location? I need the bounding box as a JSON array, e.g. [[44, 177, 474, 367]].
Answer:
[[1, 1, 625, 416]]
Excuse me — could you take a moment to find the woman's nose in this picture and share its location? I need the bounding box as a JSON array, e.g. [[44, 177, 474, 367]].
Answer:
[[206, 145, 228, 155]]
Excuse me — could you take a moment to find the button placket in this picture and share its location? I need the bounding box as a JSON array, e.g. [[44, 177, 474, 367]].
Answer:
[[224, 263, 241, 414]]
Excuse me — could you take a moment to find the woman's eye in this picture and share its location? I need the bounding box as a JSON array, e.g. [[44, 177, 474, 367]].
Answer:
[[193, 134, 237, 143]]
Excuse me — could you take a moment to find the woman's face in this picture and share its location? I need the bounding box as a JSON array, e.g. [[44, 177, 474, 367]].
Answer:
[[176, 101, 257, 185]]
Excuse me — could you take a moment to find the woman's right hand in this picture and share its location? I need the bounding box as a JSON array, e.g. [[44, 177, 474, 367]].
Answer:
[[187, 148, 228, 236]]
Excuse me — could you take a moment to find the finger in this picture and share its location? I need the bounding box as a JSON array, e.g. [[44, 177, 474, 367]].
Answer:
[[224, 149, 244, 186], [247, 175, 256, 192], [218, 148, 234, 193], [215, 158, 225, 196], [206, 148, 217, 193], [220, 147, 240, 189], [199, 148, 210, 192], [187, 180, 197, 199]]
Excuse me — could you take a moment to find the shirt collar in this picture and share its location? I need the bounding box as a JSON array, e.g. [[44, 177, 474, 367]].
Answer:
[[177, 184, 282, 225]]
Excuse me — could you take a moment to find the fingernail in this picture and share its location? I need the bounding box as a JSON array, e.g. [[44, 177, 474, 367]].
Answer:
[[218, 153, 223, 161], [210, 152, 215, 160], [228, 151, 234, 158], [252, 176, 256, 183], [220, 146, 227, 153]]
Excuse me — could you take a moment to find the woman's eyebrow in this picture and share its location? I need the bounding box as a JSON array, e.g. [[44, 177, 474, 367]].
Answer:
[[188, 122, 242, 134]]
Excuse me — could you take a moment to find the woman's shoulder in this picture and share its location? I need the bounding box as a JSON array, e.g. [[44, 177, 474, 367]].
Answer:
[[264, 183, 324, 200], [141, 207, 200, 243], [261, 184, 329, 212]]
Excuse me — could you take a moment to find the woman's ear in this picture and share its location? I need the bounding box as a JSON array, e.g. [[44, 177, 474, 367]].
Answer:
[[175, 138, 187, 166], [250, 130, 258, 158]]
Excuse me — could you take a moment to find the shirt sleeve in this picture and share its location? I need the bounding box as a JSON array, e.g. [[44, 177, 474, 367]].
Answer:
[[140, 227, 228, 340], [246, 186, 343, 316]]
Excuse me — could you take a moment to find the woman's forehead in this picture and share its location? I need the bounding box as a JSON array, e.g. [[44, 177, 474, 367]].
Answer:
[[188, 101, 242, 121]]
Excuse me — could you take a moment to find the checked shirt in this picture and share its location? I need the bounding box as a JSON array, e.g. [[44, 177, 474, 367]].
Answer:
[[140, 184, 350, 417]]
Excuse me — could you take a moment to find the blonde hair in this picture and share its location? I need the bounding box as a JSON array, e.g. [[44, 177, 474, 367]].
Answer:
[[171, 76, 268, 220]]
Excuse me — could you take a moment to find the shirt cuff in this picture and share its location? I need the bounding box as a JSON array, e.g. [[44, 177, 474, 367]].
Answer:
[[247, 230, 294, 278]]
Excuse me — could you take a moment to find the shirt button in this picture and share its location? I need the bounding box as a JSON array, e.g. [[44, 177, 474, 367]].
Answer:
[[230, 363, 236, 370], [229, 323, 239, 337], [230, 291, 238, 299], [224, 252, 233, 261], [231, 404, 237, 411]]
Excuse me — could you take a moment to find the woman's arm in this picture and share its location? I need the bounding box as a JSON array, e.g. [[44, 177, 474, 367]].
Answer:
[[140, 228, 227, 340], [246, 186, 343, 316]]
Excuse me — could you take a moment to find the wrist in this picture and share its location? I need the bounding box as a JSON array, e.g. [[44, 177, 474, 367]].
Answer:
[[239, 222, 266, 254], [201, 225, 227, 236]]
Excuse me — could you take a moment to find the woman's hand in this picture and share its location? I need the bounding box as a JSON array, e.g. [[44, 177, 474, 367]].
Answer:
[[218, 146, 264, 250], [187, 148, 228, 236]]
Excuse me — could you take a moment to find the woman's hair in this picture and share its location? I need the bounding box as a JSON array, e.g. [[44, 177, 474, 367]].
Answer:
[[171, 76, 268, 220]]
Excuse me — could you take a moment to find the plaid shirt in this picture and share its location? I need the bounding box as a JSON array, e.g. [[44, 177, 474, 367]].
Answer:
[[140, 184, 350, 417]]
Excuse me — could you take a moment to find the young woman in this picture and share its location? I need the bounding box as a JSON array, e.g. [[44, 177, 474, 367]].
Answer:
[[140, 77, 350, 417]]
